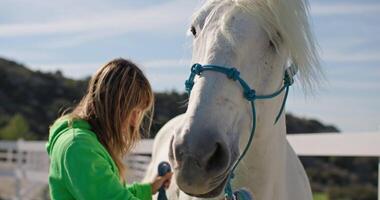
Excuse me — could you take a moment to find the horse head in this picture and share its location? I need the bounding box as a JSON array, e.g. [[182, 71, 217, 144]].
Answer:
[[169, 0, 320, 198]]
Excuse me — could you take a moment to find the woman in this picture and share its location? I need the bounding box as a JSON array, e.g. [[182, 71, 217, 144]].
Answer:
[[46, 58, 172, 200]]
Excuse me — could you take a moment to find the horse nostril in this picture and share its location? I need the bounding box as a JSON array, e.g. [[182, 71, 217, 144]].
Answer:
[[173, 137, 186, 162], [174, 144, 183, 162], [206, 142, 228, 172]]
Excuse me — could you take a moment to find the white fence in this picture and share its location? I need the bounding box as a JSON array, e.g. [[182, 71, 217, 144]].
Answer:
[[0, 140, 153, 200], [1, 132, 379, 200], [289, 132, 380, 200]]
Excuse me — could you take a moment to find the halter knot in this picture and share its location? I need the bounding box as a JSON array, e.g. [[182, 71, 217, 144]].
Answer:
[[227, 68, 240, 81], [185, 64, 204, 92], [244, 89, 256, 101], [283, 72, 294, 86], [191, 63, 203, 75], [284, 64, 298, 86]]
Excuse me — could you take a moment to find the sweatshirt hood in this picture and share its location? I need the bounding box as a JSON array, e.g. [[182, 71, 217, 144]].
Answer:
[[46, 116, 92, 156]]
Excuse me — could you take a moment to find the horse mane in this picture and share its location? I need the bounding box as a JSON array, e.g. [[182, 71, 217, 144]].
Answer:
[[204, 0, 323, 90]]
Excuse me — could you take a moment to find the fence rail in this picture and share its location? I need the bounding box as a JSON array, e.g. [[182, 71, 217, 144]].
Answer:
[[287, 132, 380, 157], [1, 132, 379, 200]]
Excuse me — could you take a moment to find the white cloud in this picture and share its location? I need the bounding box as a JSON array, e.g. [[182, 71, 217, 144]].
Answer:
[[28, 62, 100, 79], [0, 0, 199, 38], [141, 59, 191, 68], [319, 37, 371, 51], [0, 52, 52, 63], [28, 58, 191, 79], [33, 32, 124, 49], [321, 50, 380, 62], [0, 0, 113, 22], [329, 80, 380, 91], [287, 92, 380, 132], [311, 2, 380, 16], [145, 72, 188, 91]]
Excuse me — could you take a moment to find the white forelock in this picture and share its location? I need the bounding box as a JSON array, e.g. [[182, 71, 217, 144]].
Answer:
[[201, 0, 323, 91]]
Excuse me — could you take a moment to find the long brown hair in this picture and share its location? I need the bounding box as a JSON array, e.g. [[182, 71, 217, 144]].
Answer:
[[66, 58, 154, 183]]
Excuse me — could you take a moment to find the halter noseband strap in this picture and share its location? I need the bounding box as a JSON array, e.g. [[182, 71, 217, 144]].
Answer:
[[185, 63, 297, 123], [184, 63, 298, 199]]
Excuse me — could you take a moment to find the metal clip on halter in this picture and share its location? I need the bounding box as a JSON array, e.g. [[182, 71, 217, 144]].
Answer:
[[233, 189, 253, 200], [157, 162, 172, 200]]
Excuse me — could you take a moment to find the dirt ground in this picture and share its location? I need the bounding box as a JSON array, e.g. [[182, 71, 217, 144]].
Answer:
[[0, 165, 48, 200]]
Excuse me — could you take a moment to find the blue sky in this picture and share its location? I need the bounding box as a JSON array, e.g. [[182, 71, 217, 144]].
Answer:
[[0, 0, 379, 132]]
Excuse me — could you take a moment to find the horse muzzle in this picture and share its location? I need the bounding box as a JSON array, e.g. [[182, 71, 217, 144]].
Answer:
[[169, 129, 232, 197]]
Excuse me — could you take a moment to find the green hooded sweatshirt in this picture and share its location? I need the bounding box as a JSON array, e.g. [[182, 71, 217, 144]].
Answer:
[[46, 116, 152, 200]]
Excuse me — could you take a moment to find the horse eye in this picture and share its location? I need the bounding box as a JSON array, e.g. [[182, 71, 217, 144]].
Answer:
[[190, 26, 197, 37], [269, 40, 275, 49]]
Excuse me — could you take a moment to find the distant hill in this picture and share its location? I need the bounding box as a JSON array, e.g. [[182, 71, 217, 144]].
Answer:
[[0, 58, 88, 139], [286, 113, 339, 133], [0, 57, 338, 140]]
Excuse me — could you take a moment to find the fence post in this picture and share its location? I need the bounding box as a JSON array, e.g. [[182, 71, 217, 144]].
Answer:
[[15, 139, 23, 200], [378, 157, 380, 200]]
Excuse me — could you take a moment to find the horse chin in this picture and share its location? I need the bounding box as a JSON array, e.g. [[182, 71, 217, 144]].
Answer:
[[183, 176, 228, 198]]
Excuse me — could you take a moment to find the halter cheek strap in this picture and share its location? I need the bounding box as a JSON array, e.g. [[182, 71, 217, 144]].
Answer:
[[185, 63, 298, 200]]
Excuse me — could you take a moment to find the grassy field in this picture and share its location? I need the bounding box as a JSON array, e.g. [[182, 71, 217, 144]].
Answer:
[[314, 193, 328, 200]]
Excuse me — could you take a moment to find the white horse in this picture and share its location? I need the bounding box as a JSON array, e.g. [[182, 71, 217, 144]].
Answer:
[[144, 0, 322, 199]]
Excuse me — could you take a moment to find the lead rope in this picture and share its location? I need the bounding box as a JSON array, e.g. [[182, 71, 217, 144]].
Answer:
[[185, 63, 297, 200]]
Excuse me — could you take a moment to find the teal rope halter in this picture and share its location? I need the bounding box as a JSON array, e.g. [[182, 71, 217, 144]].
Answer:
[[185, 63, 298, 200]]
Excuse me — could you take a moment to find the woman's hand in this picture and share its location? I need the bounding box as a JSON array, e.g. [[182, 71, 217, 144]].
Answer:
[[151, 172, 173, 194]]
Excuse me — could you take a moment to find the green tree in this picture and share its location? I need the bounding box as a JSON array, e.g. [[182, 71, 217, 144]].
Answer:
[[0, 113, 30, 140]]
